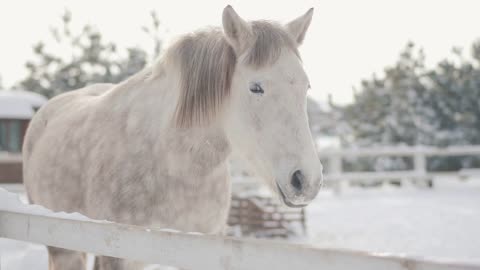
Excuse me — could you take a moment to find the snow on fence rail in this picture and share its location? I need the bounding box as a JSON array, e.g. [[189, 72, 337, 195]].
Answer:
[[319, 145, 480, 192], [1, 189, 480, 270]]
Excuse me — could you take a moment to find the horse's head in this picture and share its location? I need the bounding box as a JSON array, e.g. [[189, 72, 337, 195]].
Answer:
[[222, 6, 323, 207]]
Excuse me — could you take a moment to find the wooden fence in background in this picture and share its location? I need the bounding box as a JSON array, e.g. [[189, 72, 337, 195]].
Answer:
[[320, 145, 480, 193]]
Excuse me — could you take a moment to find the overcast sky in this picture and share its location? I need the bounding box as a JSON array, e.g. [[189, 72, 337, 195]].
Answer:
[[1, 0, 480, 104]]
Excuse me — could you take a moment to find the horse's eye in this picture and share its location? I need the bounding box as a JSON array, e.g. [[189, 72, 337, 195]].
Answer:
[[249, 83, 264, 95]]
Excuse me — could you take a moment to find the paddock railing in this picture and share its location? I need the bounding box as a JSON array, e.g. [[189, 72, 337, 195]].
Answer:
[[319, 145, 480, 192], [1, 189, 479, 270]]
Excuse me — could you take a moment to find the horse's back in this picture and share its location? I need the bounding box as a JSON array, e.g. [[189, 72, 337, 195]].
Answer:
[[23, 83, 114, 211]]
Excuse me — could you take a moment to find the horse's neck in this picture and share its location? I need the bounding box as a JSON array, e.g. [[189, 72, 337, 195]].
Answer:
[[165, 126, 232, 177], [102, 67, 232, 177]]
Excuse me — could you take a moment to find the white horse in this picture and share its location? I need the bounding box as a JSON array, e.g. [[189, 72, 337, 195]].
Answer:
[[23, 6, 323, 270]]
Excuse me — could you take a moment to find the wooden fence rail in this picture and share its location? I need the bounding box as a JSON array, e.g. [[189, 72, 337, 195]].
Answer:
[[2, 210, 480, 270], [319, 145, 480, 193], [1, 189, 479, 270]]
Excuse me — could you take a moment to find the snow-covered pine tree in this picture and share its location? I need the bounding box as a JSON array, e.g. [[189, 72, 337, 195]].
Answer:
[[16, 10, 162, 98], [333, 41, 480, 171]]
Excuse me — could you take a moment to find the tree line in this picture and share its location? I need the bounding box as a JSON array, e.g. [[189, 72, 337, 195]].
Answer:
[[9, 11, 480, 171], [331, 42, 480, 171]]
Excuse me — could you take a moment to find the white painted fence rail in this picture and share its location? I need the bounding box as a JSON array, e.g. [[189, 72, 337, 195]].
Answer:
[[1, 190, 480, 270], [319, 145, 480, 192]]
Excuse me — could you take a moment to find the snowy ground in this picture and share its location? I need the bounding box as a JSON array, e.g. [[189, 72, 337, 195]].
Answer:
[[1, 179, 480, 269], [304, 179, 480, 264]]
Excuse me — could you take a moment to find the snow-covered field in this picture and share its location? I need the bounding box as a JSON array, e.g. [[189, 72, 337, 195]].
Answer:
[[1, 179, 480, 269], [304, 179, 480, 264]]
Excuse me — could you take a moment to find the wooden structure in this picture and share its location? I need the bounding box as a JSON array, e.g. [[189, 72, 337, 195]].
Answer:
[[0, 90, 47, 183], [228, 195, 306, 238], [1, 189, 478, 270], [321, 145, 480, 193], [0, 153, 22, 184]]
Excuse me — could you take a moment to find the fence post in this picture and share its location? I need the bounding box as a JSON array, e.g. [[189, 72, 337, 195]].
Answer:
[[413, 148, 429, 187], [328, 153, 343, 194]]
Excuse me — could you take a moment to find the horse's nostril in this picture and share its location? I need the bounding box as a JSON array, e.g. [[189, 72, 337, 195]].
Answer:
[[291, 170, 304, 191]]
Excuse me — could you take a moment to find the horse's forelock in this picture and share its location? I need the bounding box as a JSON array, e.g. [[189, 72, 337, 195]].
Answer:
[[245, 21, 300, 67], [157, 21, 298, 128]]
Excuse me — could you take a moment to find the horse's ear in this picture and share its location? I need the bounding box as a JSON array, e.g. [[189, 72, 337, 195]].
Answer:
[[222, 5, 254, 55], [285, 8, 314, 46]]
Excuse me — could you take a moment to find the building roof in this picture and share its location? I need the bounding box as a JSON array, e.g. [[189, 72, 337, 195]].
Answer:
[[0, 90, 48, 119]]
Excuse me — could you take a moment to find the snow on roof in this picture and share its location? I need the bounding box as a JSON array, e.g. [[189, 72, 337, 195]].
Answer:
[[0, 90, 48, 119]]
